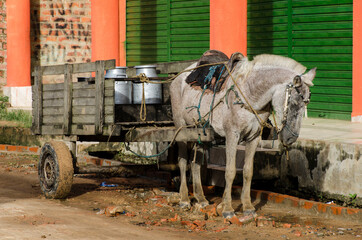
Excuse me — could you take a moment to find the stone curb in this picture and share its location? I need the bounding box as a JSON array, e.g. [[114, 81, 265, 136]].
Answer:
[[0, 144, 40, 155], [250, 189, 361, 222]]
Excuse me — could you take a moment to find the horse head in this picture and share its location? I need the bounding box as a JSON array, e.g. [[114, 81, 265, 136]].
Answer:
[[278, 67, 316, 146]]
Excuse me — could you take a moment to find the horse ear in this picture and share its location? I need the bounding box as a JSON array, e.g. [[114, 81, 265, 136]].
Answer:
[[302, 67, 317, 87], [293, 75, 302, 87]]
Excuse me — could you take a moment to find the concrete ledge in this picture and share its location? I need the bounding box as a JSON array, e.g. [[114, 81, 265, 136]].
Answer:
[[3, 86, 32, 109], [352, 115, 362, 123]]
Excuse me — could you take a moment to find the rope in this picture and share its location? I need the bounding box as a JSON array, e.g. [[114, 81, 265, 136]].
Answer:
[[125, 125, 187, 159]]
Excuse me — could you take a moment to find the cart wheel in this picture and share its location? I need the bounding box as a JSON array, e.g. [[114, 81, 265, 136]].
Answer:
[[38, 141, 74, 199]]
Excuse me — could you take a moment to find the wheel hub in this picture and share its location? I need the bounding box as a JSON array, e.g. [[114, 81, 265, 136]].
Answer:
[[42, 156, 56, 188]]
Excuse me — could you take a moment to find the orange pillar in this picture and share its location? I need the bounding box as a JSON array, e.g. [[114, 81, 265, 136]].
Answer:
[[119, 0, 126, 66], [6, 0, 31, 87], [91, 0, 120, 65], [352, 1, 362, 122], [210, 0, 248, 57]]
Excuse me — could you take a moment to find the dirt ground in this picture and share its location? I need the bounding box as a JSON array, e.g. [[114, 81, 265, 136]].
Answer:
[[0, 153, 360, 240]]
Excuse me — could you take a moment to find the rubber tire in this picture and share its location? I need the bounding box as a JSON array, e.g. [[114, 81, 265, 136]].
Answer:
[[38, 141, 74, 199]]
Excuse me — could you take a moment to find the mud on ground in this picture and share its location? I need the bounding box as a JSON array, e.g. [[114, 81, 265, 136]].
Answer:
[[0, 153, 360, 239]]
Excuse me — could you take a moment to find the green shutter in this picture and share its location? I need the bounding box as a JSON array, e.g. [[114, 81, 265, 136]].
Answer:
[[126, 0, 169, 66], [126, 0, 209, 66], [170, 0, 210, 61], [248, 0, 353, 120], [248, 0, 289, 57]]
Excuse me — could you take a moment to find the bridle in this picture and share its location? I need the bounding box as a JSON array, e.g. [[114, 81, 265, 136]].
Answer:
[[276, 76, 311, 137]]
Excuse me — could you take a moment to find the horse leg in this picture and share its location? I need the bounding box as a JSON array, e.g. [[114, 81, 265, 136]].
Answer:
[[177, 141, 190, 209], [241, 137, 260, 216], [191, 145, 209, 208], [221, 131, 240, 218]]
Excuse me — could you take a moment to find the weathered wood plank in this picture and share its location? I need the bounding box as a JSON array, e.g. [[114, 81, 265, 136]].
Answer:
[[42, 124, 95, 135], [63, 64, 73, 135], [41, 64, 64, 76], [104, 97, 114, 106], [73, 82, 96, 90], [43, 83, 64, 91], [73, 115, 114, 124], [43, 99, 64, 107], [37, 59, 116, 76], [42, 124, 116, 136], [43, 114, 114, 125], [73, 98, 95, 106], [73, 89, 114, 98], [105, 79, 115, 89], [73, 89, 95, 98], [73, 59, 116, 74], [41, 125, 64, 135], [72, 105, 114, 115], [43, 115, 64, 124], [95, 60, 105, 135], [72, 97, 114, 107], [43, 107, 64, 116], [43, 90, 64, 99], [32, 66, 43, 134]]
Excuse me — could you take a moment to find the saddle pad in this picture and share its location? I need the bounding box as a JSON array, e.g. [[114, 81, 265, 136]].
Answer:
[[186, 50, 244, 92]]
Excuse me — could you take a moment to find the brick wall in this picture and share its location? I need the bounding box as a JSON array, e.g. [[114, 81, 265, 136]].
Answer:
[[0, 0, 6, 86], [0, 0, 92, 85], [30, 0, 92, 67]]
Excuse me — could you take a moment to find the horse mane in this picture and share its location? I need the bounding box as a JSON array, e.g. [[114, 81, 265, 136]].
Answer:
[[252, 54, 307, 75]]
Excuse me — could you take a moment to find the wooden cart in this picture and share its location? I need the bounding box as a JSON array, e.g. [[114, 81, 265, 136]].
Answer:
[[32, 59, 214, 198]]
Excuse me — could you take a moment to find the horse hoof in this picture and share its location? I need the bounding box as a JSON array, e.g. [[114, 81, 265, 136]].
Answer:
[[243, 210, 257, 217], [222, 211, 235, 219], [179, 202, 191, 210]]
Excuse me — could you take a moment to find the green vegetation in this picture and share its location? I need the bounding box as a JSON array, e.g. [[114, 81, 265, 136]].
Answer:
[[0, 96, 32, 128]]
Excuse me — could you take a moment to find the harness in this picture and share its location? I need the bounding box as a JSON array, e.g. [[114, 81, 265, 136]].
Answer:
[[277, 79, 311, 137]]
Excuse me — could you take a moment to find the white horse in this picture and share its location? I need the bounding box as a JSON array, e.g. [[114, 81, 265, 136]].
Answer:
[[170, 51, 316, 218]]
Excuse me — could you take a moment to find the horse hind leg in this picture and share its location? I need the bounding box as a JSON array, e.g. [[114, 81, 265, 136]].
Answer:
[[191, 145, 209, 208], [177, 141, 191, 210]]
